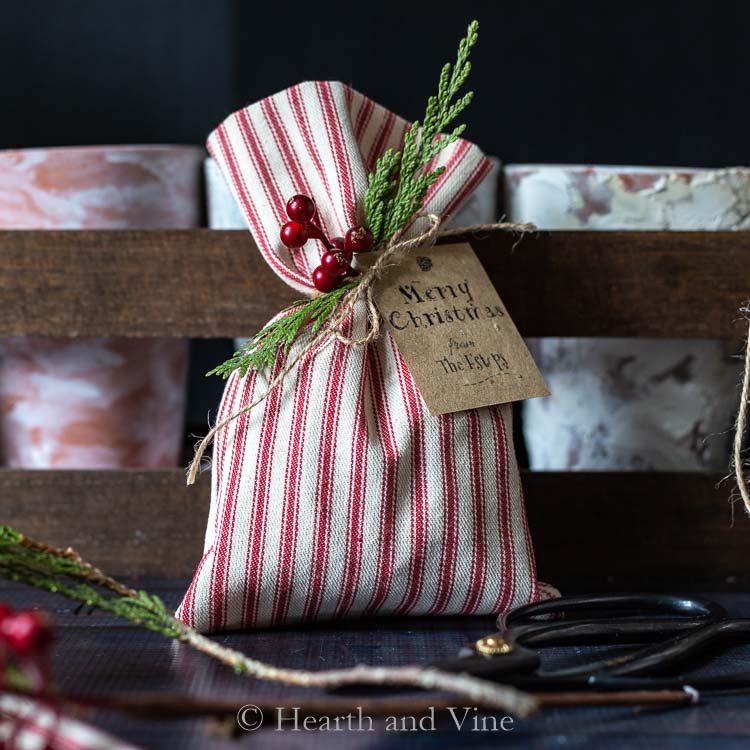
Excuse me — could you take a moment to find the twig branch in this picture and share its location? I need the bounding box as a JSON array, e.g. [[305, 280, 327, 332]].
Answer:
[[2, 686, 696, 725]]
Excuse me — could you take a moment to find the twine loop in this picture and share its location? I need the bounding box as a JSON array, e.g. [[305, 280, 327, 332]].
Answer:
[[187, 215, 536, 485], [733, 308, 750, 514]]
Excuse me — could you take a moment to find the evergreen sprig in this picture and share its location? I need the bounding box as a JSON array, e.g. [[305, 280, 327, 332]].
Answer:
[[364, 19, 479, 243], [207, 279, 358, 379], [0, 525, 180, 639], [210, 20, 479, 380]]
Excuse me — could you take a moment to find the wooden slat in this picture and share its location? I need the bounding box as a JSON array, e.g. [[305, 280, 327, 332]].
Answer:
[[0, 469, 744, 588], [0, 470, 210, 577], [524, 472, 743, 590], [0, 229, 748, 338]]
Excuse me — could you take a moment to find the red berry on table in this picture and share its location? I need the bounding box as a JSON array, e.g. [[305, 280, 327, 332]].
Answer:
[[312, 266, 338, 293], [1, 610, 51, 655], [280, 221, 308, 248], [286, 194, 316, 223], [345, 226, 374, 253], [321, 251, 351, 277]]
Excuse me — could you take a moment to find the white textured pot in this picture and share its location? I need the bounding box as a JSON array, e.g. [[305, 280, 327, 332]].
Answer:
[[504, 164, 747, 470]]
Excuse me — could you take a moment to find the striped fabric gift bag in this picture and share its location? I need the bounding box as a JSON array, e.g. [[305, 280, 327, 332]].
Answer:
[[177, 81, 546, 631]]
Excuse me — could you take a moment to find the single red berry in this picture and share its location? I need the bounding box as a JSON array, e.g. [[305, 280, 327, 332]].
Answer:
[[331, 237, 353, 260], [345, 225, 374, 253], [280, 221, 308, 249], [286, 194, 316, 223], [312, 266, 338, 293], [321, 250, 351, 277], [1, 610, 51, 655]]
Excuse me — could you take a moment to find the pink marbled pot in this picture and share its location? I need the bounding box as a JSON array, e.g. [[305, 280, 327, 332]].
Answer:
[[0, 145, 204, 468]]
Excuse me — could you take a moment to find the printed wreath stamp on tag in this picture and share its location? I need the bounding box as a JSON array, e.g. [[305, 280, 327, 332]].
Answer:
[[373, 242, 549, 414]]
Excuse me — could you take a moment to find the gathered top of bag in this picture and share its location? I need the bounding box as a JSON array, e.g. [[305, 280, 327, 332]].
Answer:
[[207, 80, 492, 296]]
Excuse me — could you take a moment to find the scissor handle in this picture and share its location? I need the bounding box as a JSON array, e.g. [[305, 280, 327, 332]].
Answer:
[[441, 595, 740, 688], [500, 593, 726, 629]]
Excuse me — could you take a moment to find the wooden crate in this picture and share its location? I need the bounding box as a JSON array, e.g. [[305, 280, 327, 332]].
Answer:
[[1, 228, 748, 588]]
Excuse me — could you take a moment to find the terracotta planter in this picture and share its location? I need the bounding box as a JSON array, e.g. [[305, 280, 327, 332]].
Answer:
[[504, 165, 747, 471], [0, 145, 204, 468]]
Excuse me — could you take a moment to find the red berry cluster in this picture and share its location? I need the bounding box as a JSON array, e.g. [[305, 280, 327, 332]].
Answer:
[[0, 603, 52, 656], [280, 194, 374, 293], [0, 603, 55, 744]]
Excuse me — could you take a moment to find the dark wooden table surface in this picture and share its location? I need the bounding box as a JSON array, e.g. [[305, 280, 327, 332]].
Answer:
[[3, 580, 750, 749]]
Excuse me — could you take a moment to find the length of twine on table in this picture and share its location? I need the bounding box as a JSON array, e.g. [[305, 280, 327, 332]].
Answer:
[[186, 215, 536, 485], [733, 308, 750, 514]]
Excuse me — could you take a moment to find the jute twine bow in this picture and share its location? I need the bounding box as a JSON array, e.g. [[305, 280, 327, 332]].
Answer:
[[187, 214, 536, 485]]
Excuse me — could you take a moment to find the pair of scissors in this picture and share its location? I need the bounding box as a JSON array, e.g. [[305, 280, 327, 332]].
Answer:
[[433, 594, 750, 695]]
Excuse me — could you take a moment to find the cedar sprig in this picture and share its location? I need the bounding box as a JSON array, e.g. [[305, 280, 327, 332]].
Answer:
[[365, 19, 479, 243], [0, 525, 180, 638], [207, 278, 358, 379], [210, 20, 479, 380]]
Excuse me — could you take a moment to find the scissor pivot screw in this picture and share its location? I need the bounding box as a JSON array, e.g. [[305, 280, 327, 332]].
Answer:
[[475, 635, 513, 656]]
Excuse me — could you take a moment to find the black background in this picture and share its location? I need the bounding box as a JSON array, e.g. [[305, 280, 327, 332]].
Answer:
[[1, 0, 747, 429], [2, 0, 747, 165]]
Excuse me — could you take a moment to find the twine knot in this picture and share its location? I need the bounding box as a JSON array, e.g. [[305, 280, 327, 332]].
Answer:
[[186, 215, 536, 485], [330, 213, 444, 347]]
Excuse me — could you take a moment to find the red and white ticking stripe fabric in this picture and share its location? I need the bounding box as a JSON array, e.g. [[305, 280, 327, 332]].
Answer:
[[177, 81, 544, 631], [0, 693, 142, 750]]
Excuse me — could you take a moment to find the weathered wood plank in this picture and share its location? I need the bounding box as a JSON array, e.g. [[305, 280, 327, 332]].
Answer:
[[0, 470, 211, 578], [0, 229, 748, 337], [524, 471, 742, 590], [0, 469, 743, 587]]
